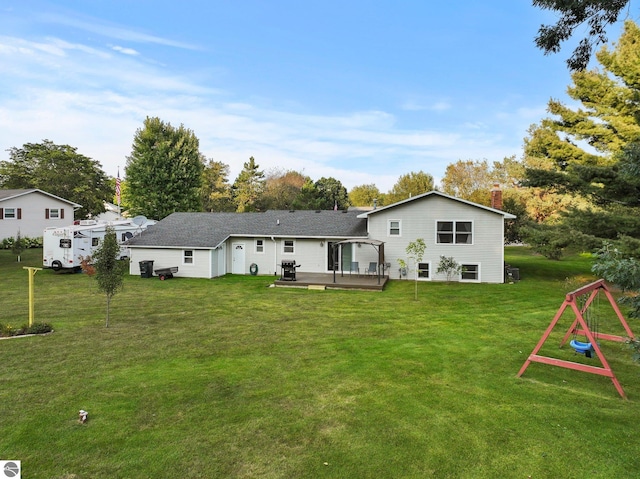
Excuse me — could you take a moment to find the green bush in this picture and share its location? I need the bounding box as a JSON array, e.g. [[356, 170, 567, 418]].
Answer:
[[26, 322, 54, 334], [0, 236, 43, 249], [0, 322, 53, 337], [1, 237, 14, 249], [26, 237, 43, 248]]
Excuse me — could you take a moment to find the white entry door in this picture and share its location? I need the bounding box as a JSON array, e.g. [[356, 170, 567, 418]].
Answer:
[[232, 243, 246, 274]]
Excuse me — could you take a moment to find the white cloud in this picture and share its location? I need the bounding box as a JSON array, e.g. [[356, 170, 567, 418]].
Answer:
[[401, 98, 452, 112], [37, 12, 200, 50], [112, 45, 140, 56], [0, 23, 527, 194]]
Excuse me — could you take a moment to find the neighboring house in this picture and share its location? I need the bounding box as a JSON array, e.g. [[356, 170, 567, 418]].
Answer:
[[0, 189, 82, 241], [94, 202, 123, 222], [126, 190, 515, 283]]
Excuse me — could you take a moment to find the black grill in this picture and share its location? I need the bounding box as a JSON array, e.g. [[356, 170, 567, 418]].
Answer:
[[280, 260, 300, 281]]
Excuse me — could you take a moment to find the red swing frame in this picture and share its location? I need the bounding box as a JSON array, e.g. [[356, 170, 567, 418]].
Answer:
[[517, 279, 635, 398]]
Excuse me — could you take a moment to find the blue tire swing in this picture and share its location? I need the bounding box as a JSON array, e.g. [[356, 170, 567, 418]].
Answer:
[[569, 339, 593, 358]]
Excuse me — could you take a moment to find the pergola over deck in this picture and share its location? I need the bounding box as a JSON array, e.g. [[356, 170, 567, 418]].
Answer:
[[332, 239, 386, 285]]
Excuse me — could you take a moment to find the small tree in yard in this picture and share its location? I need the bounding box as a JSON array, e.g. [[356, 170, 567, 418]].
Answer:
[[11, 230, 25, 262], [437, 255, 463, 282], [398, 238, 426, 300], [92, 226, 126, 327]]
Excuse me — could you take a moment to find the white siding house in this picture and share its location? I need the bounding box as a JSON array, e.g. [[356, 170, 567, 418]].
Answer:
[[356, 191, 516, 283], [127, 210, 368, 278], [126, 191, 515, 283], [0, 189, 81, 241]]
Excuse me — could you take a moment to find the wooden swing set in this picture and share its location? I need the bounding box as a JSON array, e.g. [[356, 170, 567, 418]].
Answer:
[[517, 279, 635, 398]]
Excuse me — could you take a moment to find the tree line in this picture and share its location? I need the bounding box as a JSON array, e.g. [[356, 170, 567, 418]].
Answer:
[[0, 116, 527, 223]]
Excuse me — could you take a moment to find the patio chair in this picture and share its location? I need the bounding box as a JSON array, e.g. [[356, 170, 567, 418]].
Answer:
[[365, 262, 377, 276], [350, 261, 359, 276]]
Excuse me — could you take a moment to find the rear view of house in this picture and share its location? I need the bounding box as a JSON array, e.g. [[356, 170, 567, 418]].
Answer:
[[356, 191, 516, 283], [126, 190, 515, 283]]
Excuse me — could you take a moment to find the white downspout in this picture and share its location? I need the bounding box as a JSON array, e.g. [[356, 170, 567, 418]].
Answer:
[[271, 236, 277, 275]]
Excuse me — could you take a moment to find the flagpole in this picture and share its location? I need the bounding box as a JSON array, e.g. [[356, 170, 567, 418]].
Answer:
[[116, 167, 122, 219]]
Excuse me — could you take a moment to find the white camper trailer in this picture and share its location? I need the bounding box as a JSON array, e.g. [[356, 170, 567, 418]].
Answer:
[[43, 217, 154, 271]]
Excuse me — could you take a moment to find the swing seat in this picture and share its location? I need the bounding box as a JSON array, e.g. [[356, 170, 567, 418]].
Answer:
[[570, 339, 593, 354]]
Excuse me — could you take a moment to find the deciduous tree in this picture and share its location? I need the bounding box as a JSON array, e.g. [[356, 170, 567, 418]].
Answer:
[[398, 238, 426, 300], [386, 171, 434, 204], [91, 226, 126, 328], [0, 140, 111, 218], [349, 184, 385, 207], [257, 169, 307, 210], [441, 160, 493, 205], [125, 117, 204, 220]]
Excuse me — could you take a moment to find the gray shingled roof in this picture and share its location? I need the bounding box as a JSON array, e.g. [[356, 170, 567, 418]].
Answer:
[[0, 188, 82, 207], [127, 210, 368, 248], [0, 189, 32, 201], [357, 190, 516, 219]]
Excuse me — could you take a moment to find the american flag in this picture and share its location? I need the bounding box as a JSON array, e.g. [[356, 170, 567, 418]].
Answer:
[[115, 169, 121, 205]]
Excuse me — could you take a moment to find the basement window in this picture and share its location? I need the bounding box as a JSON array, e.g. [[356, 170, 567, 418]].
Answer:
[[461, 264, 479, 282], [417, 262, 430, 279]]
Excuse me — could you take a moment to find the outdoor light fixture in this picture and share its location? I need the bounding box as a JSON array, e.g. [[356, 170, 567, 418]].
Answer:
[[320, 241, 324, 247]]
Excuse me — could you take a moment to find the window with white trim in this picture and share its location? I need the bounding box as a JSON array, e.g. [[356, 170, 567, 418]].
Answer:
[[92, 237, 99, 247], [183, 250, 194, 264], [49, 209, 60, 219], [436, 221, 473, 244], [255, 239, 264, 253], [283, 240, 295, 254], [388, 220, 401, 236], [417, 262, 430, 279], [461, 264, 479, 281], [4, 208, 16, 219]]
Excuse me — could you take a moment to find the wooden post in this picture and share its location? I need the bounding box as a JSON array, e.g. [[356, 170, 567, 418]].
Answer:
[[23, 267, 42, 327]]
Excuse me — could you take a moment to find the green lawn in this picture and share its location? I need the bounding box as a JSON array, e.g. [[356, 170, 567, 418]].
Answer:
[[1, 247, 639, 478]]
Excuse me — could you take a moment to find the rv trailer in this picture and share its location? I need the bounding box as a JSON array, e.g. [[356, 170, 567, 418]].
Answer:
[[43, 218, 154, 271]]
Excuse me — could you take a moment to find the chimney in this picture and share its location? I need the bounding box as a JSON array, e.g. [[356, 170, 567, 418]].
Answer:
[[490, 183, 503, 210], [373, 198, 377, 210]]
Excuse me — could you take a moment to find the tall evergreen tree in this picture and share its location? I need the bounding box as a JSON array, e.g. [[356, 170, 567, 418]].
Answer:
[[125, 117, 204, 220], [201, 159, 234, 212], [532, 0, 630, 70], [523, 21, 640, 256], [232, 157, 265, 212], [314, 177, 349, 210], [291, 178, 322, 210]]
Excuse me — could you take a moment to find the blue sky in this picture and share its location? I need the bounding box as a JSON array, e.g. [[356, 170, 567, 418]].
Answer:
[[0, 1, 627, 191]]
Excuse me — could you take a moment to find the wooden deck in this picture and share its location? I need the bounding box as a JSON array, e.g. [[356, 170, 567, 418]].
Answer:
[[274, 271, 389, 291]]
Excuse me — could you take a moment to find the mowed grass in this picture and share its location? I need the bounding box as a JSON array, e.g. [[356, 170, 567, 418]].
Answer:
[[1, 247, 640, 478]]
